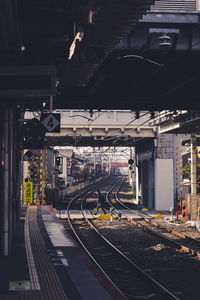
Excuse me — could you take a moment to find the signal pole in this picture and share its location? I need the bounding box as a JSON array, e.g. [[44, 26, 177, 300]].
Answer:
[[191, 133, 197, 195]]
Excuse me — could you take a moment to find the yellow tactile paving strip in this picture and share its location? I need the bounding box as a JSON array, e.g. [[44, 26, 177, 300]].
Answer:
[[27, 206, 68, 300], [0, 207, 68, 300]]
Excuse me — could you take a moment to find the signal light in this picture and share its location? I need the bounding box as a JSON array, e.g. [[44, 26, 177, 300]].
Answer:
[[128, 159, 134, 165], [55, 157, 61, 166], [23, 118, 46, 149]]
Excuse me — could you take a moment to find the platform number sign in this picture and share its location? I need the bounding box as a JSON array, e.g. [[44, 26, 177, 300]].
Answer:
[[41, 113, 60, 133]]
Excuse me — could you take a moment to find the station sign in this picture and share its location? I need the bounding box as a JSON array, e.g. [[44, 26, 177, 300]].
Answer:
[[41, 113, 60, 133], [23, 150, 35, 161], [24, 182, 33, 204], [9, 280, 31, 291]]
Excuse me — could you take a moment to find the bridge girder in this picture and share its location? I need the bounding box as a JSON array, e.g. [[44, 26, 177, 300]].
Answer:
[[45, 125, 156, 147]]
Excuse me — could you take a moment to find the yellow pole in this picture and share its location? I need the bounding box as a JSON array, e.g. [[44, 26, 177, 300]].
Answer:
[[176, 143, 178, 197], [39, 149, 43, 205], [45, 149, 48, 185], [180, 138, 183, 196]]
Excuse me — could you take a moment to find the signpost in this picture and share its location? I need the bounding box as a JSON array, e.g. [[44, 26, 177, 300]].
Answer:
[[41, 113, 60, 133], [23, 150, 35, 161], [24, 182, 33, 204], [9, 280, 31, 291]]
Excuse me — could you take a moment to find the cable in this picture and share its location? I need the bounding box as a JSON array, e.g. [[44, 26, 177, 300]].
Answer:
[[68, 115, 93, 121], [88, 111, 106, 126], [117, 54, 163, 67], [95, 111, 150, 141]]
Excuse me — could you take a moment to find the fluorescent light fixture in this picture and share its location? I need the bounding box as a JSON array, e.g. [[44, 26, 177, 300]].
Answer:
[[68, 32, 84, 60]]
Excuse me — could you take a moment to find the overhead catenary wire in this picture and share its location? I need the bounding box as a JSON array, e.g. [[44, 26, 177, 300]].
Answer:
[[94, 111, 150, 141]]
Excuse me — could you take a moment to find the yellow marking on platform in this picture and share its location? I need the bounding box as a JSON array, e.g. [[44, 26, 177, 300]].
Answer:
[[142, 208, 148, 211], [95, 214, 118, 221], [156, 214, 164, 219]]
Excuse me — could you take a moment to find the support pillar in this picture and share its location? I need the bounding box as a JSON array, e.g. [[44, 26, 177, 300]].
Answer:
[[2, 108, 10, 256], [8, 108, 14, 251]]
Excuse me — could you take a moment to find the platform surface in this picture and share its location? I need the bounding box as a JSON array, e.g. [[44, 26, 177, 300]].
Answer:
[[42, 206, 119, 300], [0, 205, 125, 300]]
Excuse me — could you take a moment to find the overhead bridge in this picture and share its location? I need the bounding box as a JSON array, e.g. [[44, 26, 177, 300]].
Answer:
[[46, 125, 156, 147]]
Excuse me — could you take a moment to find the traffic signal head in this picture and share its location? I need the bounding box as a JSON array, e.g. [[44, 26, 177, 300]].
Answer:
[[128, 159, 134, 165], [23, 118, 46, 149], [55, 157, 61, 166]]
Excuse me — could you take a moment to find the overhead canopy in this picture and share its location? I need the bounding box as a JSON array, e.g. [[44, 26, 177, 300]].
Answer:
[[159, 112, 200, 134], [0, 0, 155, 94], [1, 1, 200, 111]]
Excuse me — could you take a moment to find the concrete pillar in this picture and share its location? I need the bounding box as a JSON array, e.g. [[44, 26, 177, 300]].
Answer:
[[142, 160, 148, 207], [8, 108, 14, 251], [148, 159, 155, 209], [191, 133, 197, 195]]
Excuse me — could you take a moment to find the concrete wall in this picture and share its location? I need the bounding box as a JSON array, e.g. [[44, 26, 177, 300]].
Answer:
[[60, 176, 103, 195], [155, 159, 174, 211], [136, 134, 176, 210]]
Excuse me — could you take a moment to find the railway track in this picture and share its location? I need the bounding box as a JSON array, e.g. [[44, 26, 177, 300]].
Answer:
[[107, 178, 200, 260], [60, 177, 178, 300]]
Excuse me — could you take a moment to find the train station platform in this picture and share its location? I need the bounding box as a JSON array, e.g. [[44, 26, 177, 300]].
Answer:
[[0, 205, 125, 300]]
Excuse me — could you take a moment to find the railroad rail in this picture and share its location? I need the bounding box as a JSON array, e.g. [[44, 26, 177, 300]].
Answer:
[[60, 177, 178, 300], [109, 178, 200, 260]]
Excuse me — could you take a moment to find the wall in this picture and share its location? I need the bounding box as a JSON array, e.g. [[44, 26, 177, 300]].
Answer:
[[155, 159, 174, 210], [63, 177, 103, 195]]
